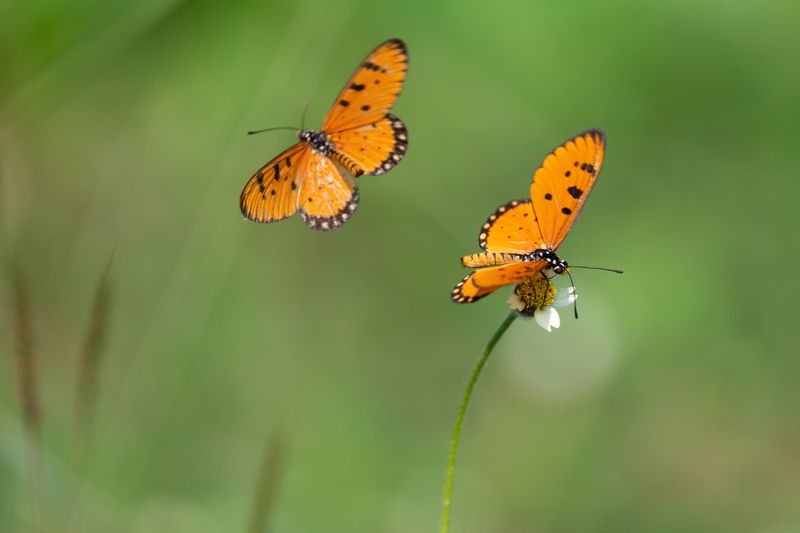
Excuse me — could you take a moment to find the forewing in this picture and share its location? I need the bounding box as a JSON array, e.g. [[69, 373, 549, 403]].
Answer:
[[321, 39, 408, 133], [240, 143, 307, 223], [530, 129, 605, 249], [451, 261, 546, 304], [477, 199, 545, 254]]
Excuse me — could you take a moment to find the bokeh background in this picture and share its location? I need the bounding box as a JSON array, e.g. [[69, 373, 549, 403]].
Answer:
[[2, 1, 799, 532]]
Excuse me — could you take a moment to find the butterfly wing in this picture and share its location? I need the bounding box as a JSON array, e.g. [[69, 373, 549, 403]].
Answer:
[[476, 199, 545, 254], [451, 261, 547, 304], [321, 39, 408, 133], [322, 39, 409, 177], [530, 129, 605, 249], [240, 143, 308, 223], [298, 153, 359, 231], [328, 113, 408, 176]]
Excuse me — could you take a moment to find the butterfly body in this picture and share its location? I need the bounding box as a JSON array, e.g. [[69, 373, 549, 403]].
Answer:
[[240, 39, 408, 231], [460, 249, 567, 272], [529, 248, 569, 273], [452, 129, 605, 303], [298, 130, 336, 157]]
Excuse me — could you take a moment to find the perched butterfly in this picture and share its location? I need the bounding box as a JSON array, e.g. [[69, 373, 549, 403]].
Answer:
[[240, 39, 409, 231], [452, 129, 606, 303]]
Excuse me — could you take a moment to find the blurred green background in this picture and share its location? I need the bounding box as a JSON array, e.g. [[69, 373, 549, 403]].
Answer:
[[2, 1, 799, 532]]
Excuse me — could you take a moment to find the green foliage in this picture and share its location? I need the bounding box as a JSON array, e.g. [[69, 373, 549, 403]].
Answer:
[[1, 0, 799, 531]]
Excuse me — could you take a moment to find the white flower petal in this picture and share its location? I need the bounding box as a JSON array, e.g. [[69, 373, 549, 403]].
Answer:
[[506, 293, 524, 312], [534, 306, 560, 332], [552, 287, 578, 308], [549, 306, 561, 329], [534, 308, 552, 332]]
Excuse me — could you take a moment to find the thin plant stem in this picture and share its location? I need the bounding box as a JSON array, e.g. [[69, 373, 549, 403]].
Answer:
[[439, 312, 517, 533]]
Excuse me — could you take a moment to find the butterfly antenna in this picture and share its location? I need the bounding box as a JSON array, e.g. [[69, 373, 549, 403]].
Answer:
[[247, 126, 298, 136], [300, 101, 309, 131], [565, 269, 579, 320], [569, 265, 624, 274], [562, 265, 623, 320]]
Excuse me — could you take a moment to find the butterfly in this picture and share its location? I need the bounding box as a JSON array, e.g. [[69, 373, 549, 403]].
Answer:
[[451, 129, 606, 303], [240, 39, 409, 231]]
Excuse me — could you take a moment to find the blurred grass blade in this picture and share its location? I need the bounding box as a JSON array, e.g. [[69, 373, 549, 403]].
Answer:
[[11, 267, 47, 530], [248, 430, 287, 533], [12, 269, 42, 441], [75, 250, 115, 442]]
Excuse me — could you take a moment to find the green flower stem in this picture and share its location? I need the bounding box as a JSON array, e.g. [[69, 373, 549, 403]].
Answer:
[[439, 311, 517, 533]]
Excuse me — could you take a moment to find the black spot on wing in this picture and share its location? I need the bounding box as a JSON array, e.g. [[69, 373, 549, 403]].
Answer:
[[567, 186, 583, 199]]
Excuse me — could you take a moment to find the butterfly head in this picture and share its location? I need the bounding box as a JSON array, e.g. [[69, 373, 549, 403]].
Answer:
[[299, 129, 334, 156], [530, 248, 568, 275]]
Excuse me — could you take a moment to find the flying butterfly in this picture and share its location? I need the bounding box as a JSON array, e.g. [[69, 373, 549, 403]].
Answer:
[[240, 39, 409, 231], [452, 129, 610, 303]]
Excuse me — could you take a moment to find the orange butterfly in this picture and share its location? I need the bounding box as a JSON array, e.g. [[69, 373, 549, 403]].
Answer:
[[240, 39, 409, 231], [452, 129, 606, 303]]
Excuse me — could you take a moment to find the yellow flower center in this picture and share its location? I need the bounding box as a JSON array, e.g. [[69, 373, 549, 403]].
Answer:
[[514, 274, 556, 314]]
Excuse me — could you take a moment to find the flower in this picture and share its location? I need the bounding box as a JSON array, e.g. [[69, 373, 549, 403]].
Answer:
[[506, 275, 577, 332]]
